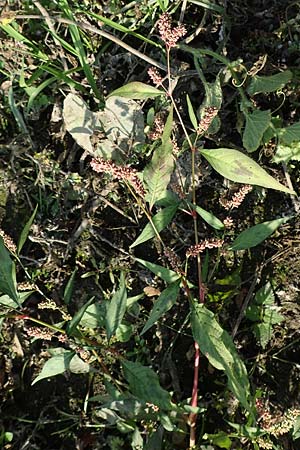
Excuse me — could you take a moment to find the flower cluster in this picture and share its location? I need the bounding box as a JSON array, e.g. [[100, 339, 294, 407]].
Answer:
[[0, 229, 16, 253], [186, 238, 224, 257], [148, 66, 163, 85], [197, 107, 218, 134], [219, 184, 252, 210], [18, 281, 36, 291], [165, 246, 182, 273], [157, 12, 187, 48], [26, 326, 54, 341], [90, 158, 145, 197], [170, 182, 186, 199], [148, 114, 165, 140], [223, 216, 234, 228], [256, 399, 300, 438]]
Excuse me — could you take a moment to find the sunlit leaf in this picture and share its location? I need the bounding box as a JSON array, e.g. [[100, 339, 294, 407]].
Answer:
[[247, 70, 292, 95], [130, 204, 178, 248], [135, 258, 180, 284], [108, 82, 164, 100], [189, 203, 224, 230], [106, 272, 127, 341], [69, 354, 91, 373], [0, 237, 19, 306], [200, 148, 295, 194], [141, 281, 180, 335], [191, 302, 251, 411], [32, 351, 74, 385], [66, 297, 95, 336], [243, 109, 271, 152], [229, 216, 292, 251], [186, 94, 198, 129]]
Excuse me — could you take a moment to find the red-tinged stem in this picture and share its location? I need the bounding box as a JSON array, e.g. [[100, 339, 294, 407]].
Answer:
[[189, 341, 200, 447]]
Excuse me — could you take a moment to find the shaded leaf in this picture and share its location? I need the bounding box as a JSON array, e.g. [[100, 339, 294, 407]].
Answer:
[[191, 302, 251, 411], [106, 272, 127, 341], [63, 267, 78, 305], [108, 82, 164, 100], [0, 237, 19, 306], [200, 148, 295, 194], [247, 70, 292, 95], [278, 121, 300, 145], [17, 204, 38, 254], [66, 297, 95, 336], [141, 281, 180, 335], [144, 426, 164, 450], [243, 109, 271, 152], [189, 203, 224, 230], [122, 360, 172, 409], [229, 216, 292, 251], [130, 204, 178, 248], [32, 351, 74, 385], [135, 258, 180, 284], [186, 94, 198, 129]]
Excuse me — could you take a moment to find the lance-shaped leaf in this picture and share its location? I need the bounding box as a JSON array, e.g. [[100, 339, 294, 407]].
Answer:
[[108, 82, 164, 100], [122, 360, 172, 409], [191, 302, 251, 411], [106, 272, 127, 341], [135, 258, 180, 284], [188, 202, 224, 230], [243, 109, 271, 152], [141, 281, 180, 335], [130, 204, 178, 248], [66, 296, 95, 336], [143, 108, 174, 209], [229, 215, 293, 251], [0, 237, 19, 306], [200, 148, 295, 194], [17, 204, 38, 254]]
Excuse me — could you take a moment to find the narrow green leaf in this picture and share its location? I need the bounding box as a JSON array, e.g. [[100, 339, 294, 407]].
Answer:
[[141, 281, 180, 335], [191, 302, 251, 411], [108, 82, 164, 100], [32, 351, 74, 385], [8, 83, 28, 135], [130, 204, 178, 248], [161, 106, 173, 145], [17, 205, 38, 254], [200, 148, 295, 194], [66, 297, 95, 336], [247, 70, 292, 95], [122, 360, 172, 409], [135, 258, 180, 284], [229, 216, 292, 251], [0, 237, 19, 306], [189, 203, 224, 230], [106, 273, 127, 341], [63, 267, 78, 305], [243, 109, 271, 152], [187, 0, 225, 13], [186, 94, 198, 130]]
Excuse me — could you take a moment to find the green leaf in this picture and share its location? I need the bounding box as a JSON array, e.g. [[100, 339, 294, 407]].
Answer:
[[141, 281, 180, 335], [115, 323, 133, 342], [135, 258, 180, 284], [189, 203, 224, 230], [186, 94, 198, 129], [66, 297, 95, 336], [144, 427, 163, 450], [200, 148, 295, 194], [229, 216, 292, 251], [243, 109, 271, 152], [0, 237, 19, 306], [108, 82, 164, 100], [63, 267, 78, 305], [278, 121, 300, 145], [79, 302, 106, 328], [69, 354, 91, 374], [187, 0, 225, 13], [247, 70, 292, 95], [17, 204, 38, 254], [273, 142, 300, 164], [143, 109, 175, 209], [191, 302, 251, 411], [32, 351, 74, 385], [106, 272, 127, 341], [122, 360, 172, 409], [130, 204, 178, 248]]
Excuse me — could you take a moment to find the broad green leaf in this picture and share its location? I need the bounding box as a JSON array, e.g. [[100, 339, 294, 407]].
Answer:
[[132, 428, 143, 449], [130, 204, 178, 248], [278, 121, 300, 145], [200, 148, 295, 194], [32, 351, 74, 384], [229, 216, 292, 251], [141, 281, 180, 335], [273, 142, 300, 164], [243, 109, 271, 152], [115, 323, 133, 342], [122, 360, 172, 409], [135, 258, 180, 284], [189, 203, 224, 230], [143, 109, 175, 209], [144, 427, 163, 450], [247, 70, 292, 95], [186, 94, 198, 129], [79, 302, 106, 328], [0, 237, 19, 306], [69, 354, 91, 373], [108, 82, 164, 100], [66, 297, 95, 336], [63, 267, 78, 305], [191, 302, 251, 411], [17, 205, 38, 254], [106, 272, 127, 341]]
